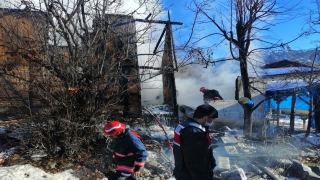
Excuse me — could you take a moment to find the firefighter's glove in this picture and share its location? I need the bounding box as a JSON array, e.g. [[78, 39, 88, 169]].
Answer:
[[132, 171, 141, 178], [134, 165, 141, 172]]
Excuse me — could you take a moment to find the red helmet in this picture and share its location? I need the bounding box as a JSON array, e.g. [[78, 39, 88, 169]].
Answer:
[[103, 121, 125, 136], [200, 86, 208, 92]]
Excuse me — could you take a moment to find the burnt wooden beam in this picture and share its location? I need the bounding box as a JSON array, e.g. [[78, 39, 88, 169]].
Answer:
[[139, 66, 161, 70], [112, 19, 183, 28]]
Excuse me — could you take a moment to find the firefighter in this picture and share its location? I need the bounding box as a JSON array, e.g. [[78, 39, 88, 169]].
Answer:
[[103, 121, 148, 180], [173, 104, 218, 180], [200, 86, 223, 102]]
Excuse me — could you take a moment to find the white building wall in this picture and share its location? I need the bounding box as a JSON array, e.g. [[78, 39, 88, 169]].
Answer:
[[207, 78, 266, 128]]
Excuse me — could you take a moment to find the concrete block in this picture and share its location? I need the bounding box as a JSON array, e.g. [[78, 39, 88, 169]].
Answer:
[[221, 136, 238, 145], [224, 146, 239, 156], [214, 156, 230, 172]]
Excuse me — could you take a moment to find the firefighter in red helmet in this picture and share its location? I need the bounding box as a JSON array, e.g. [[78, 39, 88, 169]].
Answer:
[[200, 86, 223, 102], [103, 121, 148, 180]]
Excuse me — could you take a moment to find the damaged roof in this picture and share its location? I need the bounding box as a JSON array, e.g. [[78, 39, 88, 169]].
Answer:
[[0, 8, 47, 18], [259, 60, 320, 77], [262, 59, 320, 69], [260, 60, 320, 92]]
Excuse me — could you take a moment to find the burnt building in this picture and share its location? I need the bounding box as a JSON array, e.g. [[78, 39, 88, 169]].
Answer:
[[0, 8, 48, 107], [0, 8, 180, 120], [92, 14, 141, 117], [0, 9, 142, 117]]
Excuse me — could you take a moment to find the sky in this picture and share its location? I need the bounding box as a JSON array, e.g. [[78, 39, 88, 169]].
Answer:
[[163, 0, 320, 50], [157, 0, 320, 107]]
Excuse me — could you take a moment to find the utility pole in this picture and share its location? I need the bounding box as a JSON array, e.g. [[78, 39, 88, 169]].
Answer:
[[115, 12, 182, 120], [161, 11, 179, 119]]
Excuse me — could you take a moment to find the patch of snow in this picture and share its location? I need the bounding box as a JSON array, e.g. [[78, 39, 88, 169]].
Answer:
[[305, 134, 320, 146], [260, 67, 319, 77], [295, 133, 320, 147], [0, 147, 19, 160], [278, 116, 304, 126], [266, 79, 309, 91], [224, 129, 243, 136], [293, 133, 319, 147], [263, 49, 316, 64], [144, 125, 174, 140], [143, 105, 173, 115], [0, 126, 6, 134], [0, 153, 5, 158], [0, 164, 78, 180], [7, 127, 29, 139], [30, 154, 48, 161], [146, 151, 158, 160]]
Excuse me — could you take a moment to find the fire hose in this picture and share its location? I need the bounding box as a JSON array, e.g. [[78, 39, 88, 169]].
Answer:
[[143, 106, 173, 151]]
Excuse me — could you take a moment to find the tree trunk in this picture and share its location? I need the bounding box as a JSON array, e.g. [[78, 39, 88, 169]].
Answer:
[[305, 92, 313, 138], [235, 76, 241, 100], [239, 56, 251, 99], [305, 113, 312, 138], [239, 51, 252, 136], [289, 90, 296, 134], [315, 104, 320, 133], [243, 106, 253, 136], [314, 87, 320, 133]]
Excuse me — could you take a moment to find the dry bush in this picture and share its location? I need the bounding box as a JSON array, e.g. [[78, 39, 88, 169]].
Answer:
[[0, 0, 163, 158]]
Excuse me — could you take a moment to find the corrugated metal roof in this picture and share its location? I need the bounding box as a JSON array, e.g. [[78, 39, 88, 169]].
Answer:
[[259, 60, 320, 77], [262, 59, 320, 69]]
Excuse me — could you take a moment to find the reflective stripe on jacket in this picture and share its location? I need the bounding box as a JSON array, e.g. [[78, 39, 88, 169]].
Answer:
[[173, 120, 206, 147], [113, 128, 148, 173], [173, 118, 216, 175]]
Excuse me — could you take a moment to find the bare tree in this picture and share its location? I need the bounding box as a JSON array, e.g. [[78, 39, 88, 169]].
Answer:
[[308, 0, 320, 37], [303, 49, 320, 137], [179, 0, 303, 136], [0, 0, 163, 158], [293, 48, 320, 137], [307, 0, 320, 134]]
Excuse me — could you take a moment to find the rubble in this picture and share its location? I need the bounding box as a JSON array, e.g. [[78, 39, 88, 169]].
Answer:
[[256, 165, 286, 180], [220, 136, 238, 145], [136, 105, 320, 180], [290, 160, 320, 179], [205, 122, 320, 180], [224, 146, 239, 156], [221, 168, 247, 180], [1, 105, 320, 180]]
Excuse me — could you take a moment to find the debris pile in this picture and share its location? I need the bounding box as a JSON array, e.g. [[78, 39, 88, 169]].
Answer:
[[1, 104, 320, 179], [210, 125, 320, 180]]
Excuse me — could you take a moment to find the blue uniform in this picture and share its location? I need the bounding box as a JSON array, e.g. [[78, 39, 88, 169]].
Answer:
[[110, 128, 148, 179]]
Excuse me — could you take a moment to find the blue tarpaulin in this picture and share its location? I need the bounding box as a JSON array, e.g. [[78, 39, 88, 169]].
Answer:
[[265, 95, 309, 113]]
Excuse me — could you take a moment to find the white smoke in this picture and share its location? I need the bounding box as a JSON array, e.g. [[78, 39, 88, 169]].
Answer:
[[175, 60, 240, 107], [174, 43, 265, 108]]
